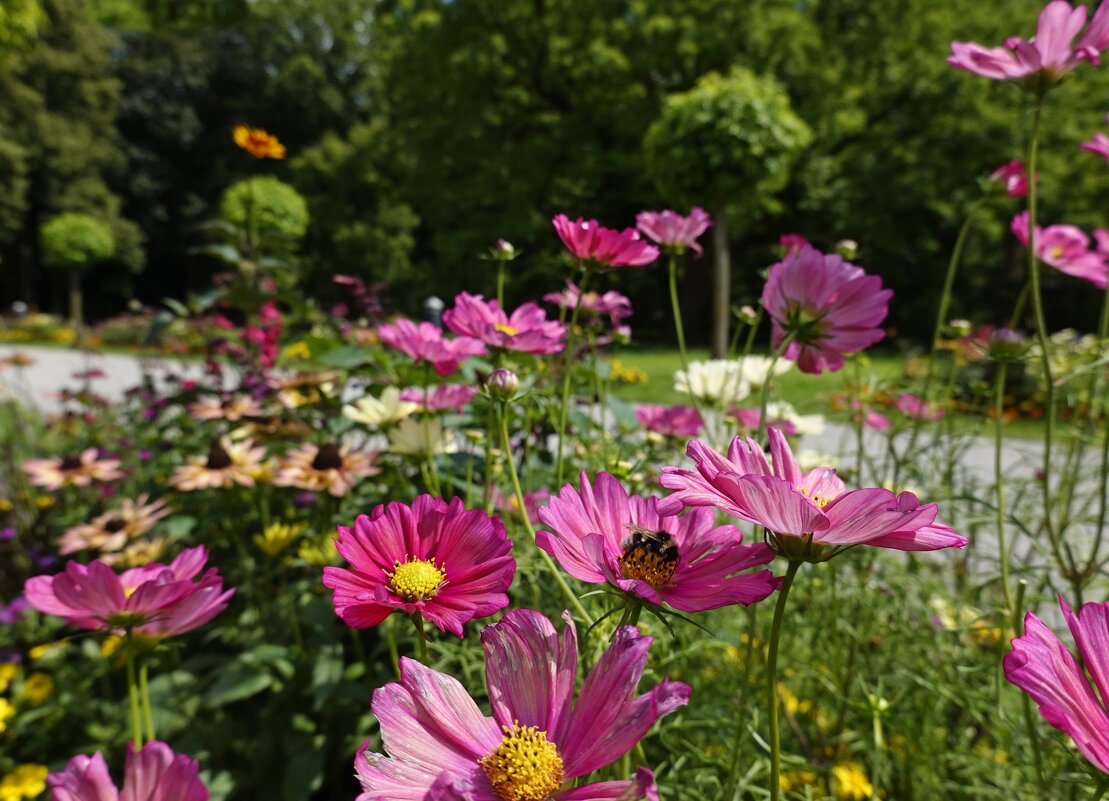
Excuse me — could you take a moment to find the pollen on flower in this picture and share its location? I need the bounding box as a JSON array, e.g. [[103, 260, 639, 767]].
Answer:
[[494, 323, 519, 337], [387, 558, 446, 601], [799, 485, 832, 507], [479, 723, 564, 801], [618, 528, 679, 587]]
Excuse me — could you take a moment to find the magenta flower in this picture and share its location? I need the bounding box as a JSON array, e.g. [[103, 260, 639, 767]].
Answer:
[[23, 546, 233, 637], [895, 393, 945, 421], [322, 495, 515, 637], [1004, 597, 1109, 774], [658, 428, 967, 561], [399, 384, 479, 412], [850, 401, 892, 432], [552, 214, 659, 269], [948, 0, 1109, 82], [354, 608, 689, 801], [443, 292, 567, 355], [1012, 211, 1109, 289], [728, 408, 799, 437], [378, 318, 487, 376], [543, 280, 633, 326], [537, 472, 776, 612], [761, 245, 892, 374], [779, 233, 810, 254], [1081, 113, 1109, 160], [49, 741, 208, 801], [636, 404, 704, 438], [635, 207, 712, 257], [989, 160, 1030, 197]]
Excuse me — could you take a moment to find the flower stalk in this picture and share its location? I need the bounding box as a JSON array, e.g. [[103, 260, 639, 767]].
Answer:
[[766, 559, 802, 801]]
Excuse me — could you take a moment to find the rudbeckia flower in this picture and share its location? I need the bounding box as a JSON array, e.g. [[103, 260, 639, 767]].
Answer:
[[49, 741, 208, 801], [353, 609, 689, 801], [444, 292, 567, 355], [58, 495, 170, 555], [23, 449, 123, 491], [761, 245, 892, 374], [658, 427, 967, 561], [273, 442, 379, 498], [1004, 597, 1109, 774], [24, 546, 233, 637], [168, 438, 266, 491], [232, 125, 285, 159], [538, 472, 776, 612], [551, 214, 659, 269], [322, 496, 515, 637]]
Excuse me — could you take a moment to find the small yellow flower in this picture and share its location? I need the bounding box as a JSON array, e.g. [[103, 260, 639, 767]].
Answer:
[[101, 636, 124, 658], [0, 499, 13, 512], [0, 765, 49, 801], [282, 341, 312, 361], [34, 496, 53, 509], [778, 683, 812, 718], [20, 673, 53, 705], [297, 533, 338, 567], [608, 359, 648, 385], [28, 641, 68, 661], [0, 698, 14, 734], [232, 125, 286, 159], [832, 762, 873, 800], [0, 663, 19, 693], [255, 522, 307, 557], [779, 770, 819, 794]]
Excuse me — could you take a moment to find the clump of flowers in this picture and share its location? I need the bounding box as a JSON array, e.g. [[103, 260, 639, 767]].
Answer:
[[1011, 210, 1108, 289], [48, 741, 209, 801]]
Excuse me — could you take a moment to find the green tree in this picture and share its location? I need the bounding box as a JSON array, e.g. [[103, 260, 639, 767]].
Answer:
[[220, 175, 310, 241], [40, 212, 115, 324], [644, 66, 811, 355]]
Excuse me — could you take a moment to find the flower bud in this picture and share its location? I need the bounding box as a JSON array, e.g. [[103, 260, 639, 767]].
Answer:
[[485, 368, 520, 401], [491, 239, 517, 261], [987, 328, 1029, 362], [834, 239, 859, 260], [737, 305, 759, 325], [947, 318, 973, 337]]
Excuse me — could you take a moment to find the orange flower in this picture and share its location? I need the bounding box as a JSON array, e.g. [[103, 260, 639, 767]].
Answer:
[[232, 125, 286, 159]]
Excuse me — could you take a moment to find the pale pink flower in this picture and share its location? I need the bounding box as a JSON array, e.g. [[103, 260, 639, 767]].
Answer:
[[1082, 113, 1109, 160], [635, 207, 712, 257], [322, 496, 515, 637], [58, 495, 170, 555], [168, 438, 266, 491], [636, 404, 704, 438], [24, 449, 124, 491], [728, 407, 799, 437], [552, 214, 659, 268], [989, 160, 1030, 197], [895, 393, 945, 421], [1005, 597, 1109, 774], [273, 442, 380, 498], [543, 281, 633, 325], [761, 245, 892, 374], [659, 428, 967, 560], [24, 546, 233, 637], [187, 394, 265, 422], [1012, 210, 1109, 289], [850, 401, 892, 431], [377, 318, 487, 376], [353, 609, 688, 801], [49, 741, 208, 801], [443, 292, 566, 355], [399, 384, 479, 412], [538, 472, 776, 611], [948, 1, 1109, 82]]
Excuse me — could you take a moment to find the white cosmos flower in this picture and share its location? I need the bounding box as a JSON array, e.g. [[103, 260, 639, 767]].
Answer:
[[795, 449, 839, 472], [343, 387, 419, 428], [387, 416, 459, 455], [674, 359, 751, 404], [735, 354, 794, 388], [766, 400, 826, 436]]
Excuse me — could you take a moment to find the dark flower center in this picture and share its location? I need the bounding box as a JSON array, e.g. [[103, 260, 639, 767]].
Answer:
[[60, 454, 83, 471], [104, 518, 127, 533], [311, 444, 343, 471], [618, 529, 679, 587], [206, 444, 233, 470]]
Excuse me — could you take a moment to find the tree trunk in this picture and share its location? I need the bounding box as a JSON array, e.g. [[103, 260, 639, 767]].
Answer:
[[67, 269, 83, 326], [711, 208, 731, 358]]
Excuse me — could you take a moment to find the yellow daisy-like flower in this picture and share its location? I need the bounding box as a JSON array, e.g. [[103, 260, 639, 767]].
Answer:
[[832, 762, 874, 800], [297, 533, 339, 567], [0, 699, 14, 734], [0, 663, 18, 693], [255, 522, 307, 557], [0, 499, 13, 512], [0, 765, 49, 801], [28, 641, 68, 662], [19, 673, 53, 704], [232, 125, 286, 159], [779, 770, 820, 794], [101, 635, 124, 658]]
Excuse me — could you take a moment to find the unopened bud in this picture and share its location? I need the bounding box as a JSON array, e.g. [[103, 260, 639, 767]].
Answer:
[[834, 239, 859, 260], [491, 239, 517, 261], [485, 368, 520, 401], [987, 328, 1029, 362]]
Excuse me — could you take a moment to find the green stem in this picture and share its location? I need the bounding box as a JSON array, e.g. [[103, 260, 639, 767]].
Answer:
[[139, 660, 156, 742], [422, 366, 441, 496], [758, 332, 796, 434], [385, 615, 401, 680], [556, 270, 591, 485], [124, 641, 143, 749], [1083, 284, 1109, 578], [766, 560, 802, 801], [992, 362, 1015, 619], [496, 262, 505, 309], [411, 612, 429, 664], [1090, 776, 1109, 801], [499, 403, 594, 626], [669, 255, 701, 417]]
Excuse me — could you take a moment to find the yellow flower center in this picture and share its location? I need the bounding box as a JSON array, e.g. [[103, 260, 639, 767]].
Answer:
[[1049, 245, 1064, 259], [480, 723, 564, 801], [387, 558, 445, 601], [618, 528, 679, 587], [494, 323, 519, 337], [798, 485, 832, 507]]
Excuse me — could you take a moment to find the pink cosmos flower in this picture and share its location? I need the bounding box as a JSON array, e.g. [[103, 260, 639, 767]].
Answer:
[[635, 404, 704, 438], [491, 486, 551, 527], [551, 214, 659, 269], [850, 401, 891, 431], [895, 393, 945, 421], [658, 428, 967, 561], [322, 495, 515, 637], [543, 281, 633, 325], [729, 408, 799, 437], [537, 472, 776, 612], [24, 546, 233, 636], [1012, 211, 1109, 289], [377, 318, 487, 376], [354, 608, 689, 801], [761, 245, 892, 374], [635, 207, 712, 257], [1004, 597, 1109, 774], [443, 292, 566, 355], [399, 384, 479, 412], [49, 741, 208, 801], [948, 0, 1109, 82], [779, 233, 810, 254], [989, 160, 1030, 197], [1081, 113, 1109, 160]]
